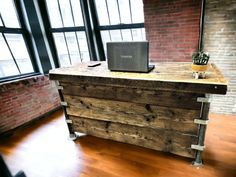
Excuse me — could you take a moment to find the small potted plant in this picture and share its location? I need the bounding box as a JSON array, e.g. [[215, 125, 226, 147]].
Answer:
[[191, 51, 210, 79]]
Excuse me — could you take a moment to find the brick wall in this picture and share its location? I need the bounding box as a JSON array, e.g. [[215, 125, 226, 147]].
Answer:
[[144, 0, 201, 62], [203, 0, 236, 115], [0, 75, 60, 134], [143, 0, 236, 115]]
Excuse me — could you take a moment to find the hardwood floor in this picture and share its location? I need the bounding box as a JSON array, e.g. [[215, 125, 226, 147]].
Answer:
[[0, 110, 235, 177]]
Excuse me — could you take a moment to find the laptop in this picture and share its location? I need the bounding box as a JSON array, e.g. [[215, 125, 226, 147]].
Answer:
[[107, 41, 155, 73]]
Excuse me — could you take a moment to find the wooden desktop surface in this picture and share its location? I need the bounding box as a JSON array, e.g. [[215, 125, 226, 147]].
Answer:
[[49, 61, 227, 94]]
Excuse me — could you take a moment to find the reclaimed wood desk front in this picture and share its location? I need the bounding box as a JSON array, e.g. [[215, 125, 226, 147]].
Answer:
[[49, 62, 227, 165]]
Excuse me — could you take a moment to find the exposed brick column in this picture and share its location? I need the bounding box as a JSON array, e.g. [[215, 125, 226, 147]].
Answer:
[[143, 0, 201, 62]]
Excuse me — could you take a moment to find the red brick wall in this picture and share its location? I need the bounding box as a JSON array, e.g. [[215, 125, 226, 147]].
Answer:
[[0, 75, 60, 134], [144, 0, 201, 62]]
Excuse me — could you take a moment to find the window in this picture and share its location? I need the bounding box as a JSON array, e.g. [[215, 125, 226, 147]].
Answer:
[[0, 0, 36, 80], [0, 0, 146, 81], [45, 0, 90, 67], [95, 0, 146, 56]]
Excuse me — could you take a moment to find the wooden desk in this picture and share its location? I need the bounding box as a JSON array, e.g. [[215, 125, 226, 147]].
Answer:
[[49, 62, 227, 165]]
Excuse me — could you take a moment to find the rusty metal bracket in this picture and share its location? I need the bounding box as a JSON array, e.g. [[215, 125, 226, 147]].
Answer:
[[194, 119, 209, 125], [61, 101, 68, 106], [197, 97, 211, 103], [55, 80, 63, 90], [66, 119, 73, 124], [191, 144, 205, 151], [56, 85, 63, 90]]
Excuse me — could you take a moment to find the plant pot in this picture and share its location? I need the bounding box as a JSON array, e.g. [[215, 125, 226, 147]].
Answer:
[[191, 64, 209, 79]]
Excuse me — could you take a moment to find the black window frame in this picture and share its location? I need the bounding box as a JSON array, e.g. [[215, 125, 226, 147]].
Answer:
[[0, 0, 39, 83], [39, 0, 92, 67], [95, 0, 145, 44], [98, 0, 144, 33], [39, 0, 146, 64]]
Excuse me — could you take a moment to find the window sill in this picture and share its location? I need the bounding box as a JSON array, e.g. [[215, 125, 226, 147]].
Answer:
[[0, 73, 42, 85]]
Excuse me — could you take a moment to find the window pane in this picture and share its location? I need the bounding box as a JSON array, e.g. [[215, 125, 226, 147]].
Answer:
[[0, 18, 3, 26], [5, 34, 34, 74], [132, 28, 146, 41], [0, 0, 20, 28], [53, 32, 90, 66], [95, 0, 144, 25], [95, 0, 110, 25], [53, 33, 71, 67], [45, 0, 63, 28], [76, 32, 90, 62], [46, 0, 84, 27], [118, 0, 131, 24], [58, 0, 74, 27], [101, 28, 146, 58], [0, 34, 20, 77], [141, 28, 146, 40], [121, 29, 132, 41], [107, 0, 120, 25], [101, 31, 111, 57], [110, 30, 122, 41], [71, 0, 84, 26], [130, 0, 144, 23], [65, 32, 81, 64]]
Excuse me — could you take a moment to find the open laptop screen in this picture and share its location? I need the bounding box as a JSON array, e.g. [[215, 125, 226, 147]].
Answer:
[[107, 41, 151, 72]]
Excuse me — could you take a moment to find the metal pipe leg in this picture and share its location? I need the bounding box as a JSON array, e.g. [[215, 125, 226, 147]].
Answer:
[[56, 81, 77, 141], [192, 96, 210, 166]]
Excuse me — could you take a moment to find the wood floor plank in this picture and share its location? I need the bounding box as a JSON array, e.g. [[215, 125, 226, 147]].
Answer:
[[0, 110, 235, 177]]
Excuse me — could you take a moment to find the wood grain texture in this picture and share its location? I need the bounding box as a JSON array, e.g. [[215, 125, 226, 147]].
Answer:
[[65, 95, 200, 134], [48, 62, 227, 159], [70, 116, 197, 158], [0, 110, 235, 177], [49, 62, 227, 94], [61, 83, 202, 109]]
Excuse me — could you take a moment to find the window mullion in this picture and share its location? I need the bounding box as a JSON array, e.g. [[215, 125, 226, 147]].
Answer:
[[56, 0, 65, 27], [0, 13, 5, 27], [63, 32, 72, 65], [116, 0, 123, 40], [56, 0, 72, 64], [75, 32, 82, 62], [1, 32, 21, 74], [128, 0, 133, 23], [69, 0, 82, 62], [14, 0, 39, 73], [99, 23, 144, 30], [128, 0, 134, 40], [130, 29, 133, 40], [105, 0, 112, 41]]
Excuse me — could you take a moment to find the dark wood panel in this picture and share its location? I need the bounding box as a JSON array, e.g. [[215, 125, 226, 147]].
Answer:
[[51, 74, 227, 94], [61, 83, 202, 109], [71, 116, 197, 158], [65, 95, 200, 134]]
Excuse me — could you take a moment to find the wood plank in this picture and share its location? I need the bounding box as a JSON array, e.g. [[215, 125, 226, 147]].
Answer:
[[61, 83, 202, 110], [49, 62, 228, 94], [65, 95, 200, 134], [71, 116, 197, 158], [1, 110, 236, 177]]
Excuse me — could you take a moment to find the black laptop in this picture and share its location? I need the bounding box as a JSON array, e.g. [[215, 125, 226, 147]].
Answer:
[[107, 41, 155, 73]]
